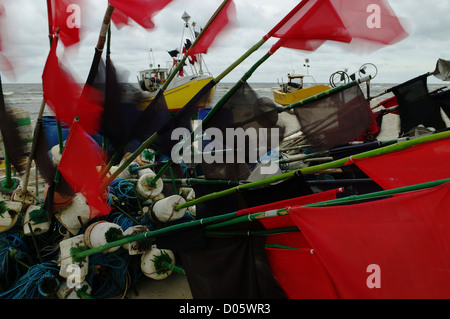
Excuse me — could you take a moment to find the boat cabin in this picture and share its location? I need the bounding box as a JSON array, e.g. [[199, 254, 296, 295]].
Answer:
[[138, 66, 169, 92], [287, 74, 305, 90]]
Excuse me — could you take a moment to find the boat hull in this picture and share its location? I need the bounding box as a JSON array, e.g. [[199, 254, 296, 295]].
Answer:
[[273, 85, 331, 106], [138, 77, 215, 112]]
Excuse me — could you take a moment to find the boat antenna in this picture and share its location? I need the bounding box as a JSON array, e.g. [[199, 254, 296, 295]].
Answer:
[[149, 48, 155, 68], [303, 58, 310, 76]]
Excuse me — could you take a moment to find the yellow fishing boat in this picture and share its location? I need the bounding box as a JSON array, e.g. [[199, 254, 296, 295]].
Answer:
[[137, 12, 215, 113], [273, 73, 330, 106], [137, 67, 215, 112], [273, 58, 331, 106]]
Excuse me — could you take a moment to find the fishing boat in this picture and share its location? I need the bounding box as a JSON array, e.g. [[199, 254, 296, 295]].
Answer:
[[137, 12, 215, 112], [273, 59, 331, 106]]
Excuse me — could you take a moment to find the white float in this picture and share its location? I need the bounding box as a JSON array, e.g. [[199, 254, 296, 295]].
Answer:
[[151, 195, 187, 223], [141, 245, 176, 280], [84, 221, 123, 253]]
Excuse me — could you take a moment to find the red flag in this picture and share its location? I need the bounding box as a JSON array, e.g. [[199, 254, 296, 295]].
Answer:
[[0, 2, 15, 78], [270, 0, 352, 52], [236, 189, 343, 299], [330, 0, 409, 46], [289, 182, 450, 298], [59, 122, 110, 217], [109, 0, 174, 29], [49, 0, 84, 47], [269, 0, 408, 53], [348, 138, 450, 190], [42, 37, 104, 135], [188, 0, 236, 56]]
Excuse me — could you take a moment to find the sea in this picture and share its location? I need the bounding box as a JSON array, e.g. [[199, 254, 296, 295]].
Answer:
[[2, 81, 449, 143]]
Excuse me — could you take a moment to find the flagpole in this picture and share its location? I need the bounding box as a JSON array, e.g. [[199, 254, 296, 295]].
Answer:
[[100, 0, 312, 190], [173, 129, 450, 211], [21, 0, 59, 198], [74, 175, 450, 259]]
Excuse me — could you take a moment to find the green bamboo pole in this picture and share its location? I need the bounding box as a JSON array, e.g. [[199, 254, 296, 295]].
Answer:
[[1, 151, 13, 190], [173, 129, 450, 210], [161, 178, 241, 187], [73, 211, 239, 260], [73, 170, 450, 260], [205, 208, 289, 230], [303, 178, 450, 208]]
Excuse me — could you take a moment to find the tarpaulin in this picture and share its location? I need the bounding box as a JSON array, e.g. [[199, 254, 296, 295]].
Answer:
[[289, 182, 450, 299], [348, 138, 450, 190]]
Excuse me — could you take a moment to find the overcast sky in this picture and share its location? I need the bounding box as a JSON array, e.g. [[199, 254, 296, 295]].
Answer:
[[1, 0, 449, 85]]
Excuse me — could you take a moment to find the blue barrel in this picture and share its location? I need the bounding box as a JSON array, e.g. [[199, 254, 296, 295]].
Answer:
[[41, 116, 70, 151], [197, 107, 212, 121]]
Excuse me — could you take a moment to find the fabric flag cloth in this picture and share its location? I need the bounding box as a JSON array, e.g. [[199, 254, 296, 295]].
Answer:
[[293, 83, 373, 152], [151, 79, 216, 157], [237, 189, 342, 299], [270, 0, 352, 52], [98, 54, 144, 157], [32, 119, 73, 197], [433, 58, 450, 81], [188, 0, 236, 56], [348, 138, 450, 190], [390, 74, 446, 136], [0, 2, 15, 78], [109, 0, 174, 29], [376, 95, 398, 114], [432, 88, 450, 119], [199, 81, 286, 181], [269, 0, 408, 53], [49, 0, 84, 47], [58, 122, 110, 217], [289, 182, 450, 299], [42, 37, 104, 135], [0, 80, 25, 172]]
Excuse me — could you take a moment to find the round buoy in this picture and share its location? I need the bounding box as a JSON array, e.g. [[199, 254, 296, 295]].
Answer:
[[50, 145, 62, 166], [137, 172, 163, 199], [0, 201, 21, 233], [84, 221, 123, 253], [0, 177, 21, 201], [141, 246, 175, 280], [58, 193, 91, 235], [151, 195, 187, 223], [43, 184, 74, 212]]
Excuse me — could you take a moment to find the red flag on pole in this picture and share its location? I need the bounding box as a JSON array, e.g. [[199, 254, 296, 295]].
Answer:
[[348, 138, 450, 190], [289, 182, 450, 298], [0, 2, 15, 78], [188, 0, 236, 56], [270, 0, 352, 52], [330, 0, 409, 46], [42, 36, 104, 135], [49, 0, 84, 47], [59, 121, 110, 217], [109, 0, 174, 29], [269, 0, 408, 53]]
